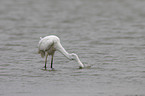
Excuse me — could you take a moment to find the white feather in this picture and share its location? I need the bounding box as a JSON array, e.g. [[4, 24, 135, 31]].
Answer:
[[38, 35, 84, 68]]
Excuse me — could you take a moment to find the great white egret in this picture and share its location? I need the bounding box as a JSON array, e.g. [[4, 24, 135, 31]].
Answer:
[[38, 35, 84, 69]]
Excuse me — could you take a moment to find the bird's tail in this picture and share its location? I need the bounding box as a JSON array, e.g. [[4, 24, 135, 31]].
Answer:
[[38, 50, 45, 58], [40, 37, 42, 40]]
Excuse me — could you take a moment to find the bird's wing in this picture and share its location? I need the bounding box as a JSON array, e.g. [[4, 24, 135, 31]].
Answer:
[[38, 38, 54, 51]]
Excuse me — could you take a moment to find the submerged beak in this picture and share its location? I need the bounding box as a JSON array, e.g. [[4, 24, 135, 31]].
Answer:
[[75, 55, 85, 68]]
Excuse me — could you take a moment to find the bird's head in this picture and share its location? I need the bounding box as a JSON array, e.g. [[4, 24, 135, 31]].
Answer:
[[70, 53, 85, 68], [70, 53, 77, 60]]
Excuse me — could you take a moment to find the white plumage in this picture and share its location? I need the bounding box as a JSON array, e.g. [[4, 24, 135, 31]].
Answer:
[[38, 35, 84, 69]]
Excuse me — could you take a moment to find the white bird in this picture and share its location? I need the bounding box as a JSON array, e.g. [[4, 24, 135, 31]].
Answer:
[[38, 35, 84, 69]]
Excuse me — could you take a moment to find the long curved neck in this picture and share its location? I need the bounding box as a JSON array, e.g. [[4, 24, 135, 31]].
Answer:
[[56, 42, 84, 68], [56, 42, 71, 60]]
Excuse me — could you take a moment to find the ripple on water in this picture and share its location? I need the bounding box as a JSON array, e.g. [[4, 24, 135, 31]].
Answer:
[[0, 0, 145, 96]]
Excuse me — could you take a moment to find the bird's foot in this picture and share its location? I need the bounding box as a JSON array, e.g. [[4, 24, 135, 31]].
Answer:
[[43, 66, 47, 70], [51, 68, 55, 70]]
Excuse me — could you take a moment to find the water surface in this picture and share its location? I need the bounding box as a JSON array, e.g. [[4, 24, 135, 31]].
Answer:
[[0, 0, 145, 96]]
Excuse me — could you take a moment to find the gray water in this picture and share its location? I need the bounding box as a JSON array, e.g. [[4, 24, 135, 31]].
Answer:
[[0, 0, 145, 96]]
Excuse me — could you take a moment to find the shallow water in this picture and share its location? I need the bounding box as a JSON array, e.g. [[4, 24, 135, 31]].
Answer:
[[0, 0, 145, 96]]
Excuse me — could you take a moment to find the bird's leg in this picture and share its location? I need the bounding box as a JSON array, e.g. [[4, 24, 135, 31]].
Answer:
[[44, 53, 49, 69], [50, 54, 54, 69]]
